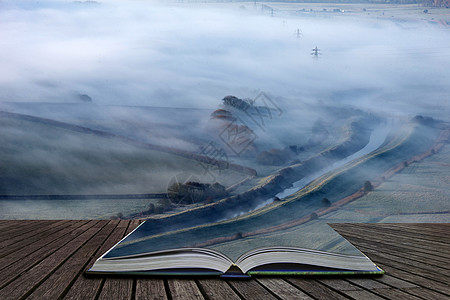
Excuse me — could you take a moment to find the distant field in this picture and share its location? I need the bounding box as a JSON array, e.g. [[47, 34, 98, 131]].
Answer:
[[0, 115, 248, 195], [325, 142, 450, 223], [234, 2, 450, 26], [129, 122, 443, 252], [0, 198, 155, 220]]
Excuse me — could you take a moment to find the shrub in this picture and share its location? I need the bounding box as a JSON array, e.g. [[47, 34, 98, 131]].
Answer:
[[222, 95, 251, 111], [159, 198, 172, 210], [168, 182, 227, 205], [154, 206, 165, 214], [321, 198, 331, 207], [364, 181, 373, 192]]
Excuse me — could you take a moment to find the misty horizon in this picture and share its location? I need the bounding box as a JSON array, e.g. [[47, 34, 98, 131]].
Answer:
[[0, 0, 449, 121], [1, 0, 449, 221]]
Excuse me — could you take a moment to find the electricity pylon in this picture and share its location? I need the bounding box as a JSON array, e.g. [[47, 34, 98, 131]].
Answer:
[[311, 46, 321, 57]]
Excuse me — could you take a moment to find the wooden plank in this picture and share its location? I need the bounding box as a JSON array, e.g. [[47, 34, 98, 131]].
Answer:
[[63, 221, 134, 300], [97, 278, 133, 300], [285, 278, 348, 300], [365, 287, 423, 300], [332, 231, 450, 270], [227, 279, 277, 300], [0, 220, 11, 228], [332, 226, 450, 261], [342, 290, 386, 300], [372, 274, 418, 289], [361, 223, 450, 242], [334, 223, 450, 255], [0, 220, 43, 234], [196, 278, 240, 300], [346, 276, 424, 300], [332, 225, 450, 259], [348, 275, 449, 300], [351, 245, 450, 283], [0, 220, 96, 288], [0, 220, 78, 258], [0, 222, 448, 300], [167, 279, 204, 300], [256, 277, 313, 300], [97, 220, 139, 300], [365, 258, 450, 296], [357, 235, 449, 267], [135, 279, 167, 300], [0, 220, 56, 244], [0, 219, 48, 232], [404, 287, 450, 300], [0, 220, 86, 272], [350, 223, 450, 245], [0, 220, 108, 299], [318, 278, 385, 300], [26, 220, 120, 300], [345, 277, 392, 290], [0, 220, 67, 246], [318, 278, 373, 291], [370, 223, 450, 232]]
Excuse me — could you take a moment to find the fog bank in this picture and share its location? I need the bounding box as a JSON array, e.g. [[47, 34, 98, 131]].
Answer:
[[1, 0, 449, 120]]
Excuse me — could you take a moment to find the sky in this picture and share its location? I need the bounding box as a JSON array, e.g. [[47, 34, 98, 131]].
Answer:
[[0, 0, 449, 120]]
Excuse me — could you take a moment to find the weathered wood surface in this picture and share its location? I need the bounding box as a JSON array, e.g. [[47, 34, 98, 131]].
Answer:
[[0, 222, 448, 300]]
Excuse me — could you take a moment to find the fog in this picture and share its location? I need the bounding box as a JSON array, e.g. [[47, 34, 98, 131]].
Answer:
[[1, 1, 449, 220], [1, 0, 449, 120]]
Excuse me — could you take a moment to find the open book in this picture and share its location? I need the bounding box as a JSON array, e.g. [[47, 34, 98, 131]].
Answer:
[[87, 220, 383, 277]]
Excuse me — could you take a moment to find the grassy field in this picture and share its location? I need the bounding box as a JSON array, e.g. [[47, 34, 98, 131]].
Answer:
[[0, 115, 248, 195], [324, 142, 450, 223], [0, 198, 156, 220], [113, 122, 444, 258], [106, 132, 449, 260], [214, 140, 450, 256]]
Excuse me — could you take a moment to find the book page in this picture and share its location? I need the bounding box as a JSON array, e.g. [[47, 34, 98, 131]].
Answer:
[[104, 212, 363, 262]]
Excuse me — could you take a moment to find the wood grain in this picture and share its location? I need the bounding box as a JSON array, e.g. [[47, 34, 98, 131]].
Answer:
[[0, 222, 447, 299]]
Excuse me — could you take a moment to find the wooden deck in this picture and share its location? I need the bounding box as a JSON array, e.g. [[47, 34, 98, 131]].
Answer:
[[0, 221, 448, 300]]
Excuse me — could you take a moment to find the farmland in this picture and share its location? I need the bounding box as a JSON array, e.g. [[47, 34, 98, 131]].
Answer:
[[326, 142, 450, 223], [0, 112, 250, 219]]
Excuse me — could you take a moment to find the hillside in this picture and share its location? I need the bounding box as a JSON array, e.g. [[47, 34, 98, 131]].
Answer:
[[0, 112, 248, 195]]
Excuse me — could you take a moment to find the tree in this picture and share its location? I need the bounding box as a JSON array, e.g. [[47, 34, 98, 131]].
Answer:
[[364, 181, 373, 192], [321, 198, 331, 207], [159, 198, 172, 210], [154, 206, 165, 214], [147, 203, 155, 214], [168, 182, 227, 205], [222, 95, 251, 111]]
